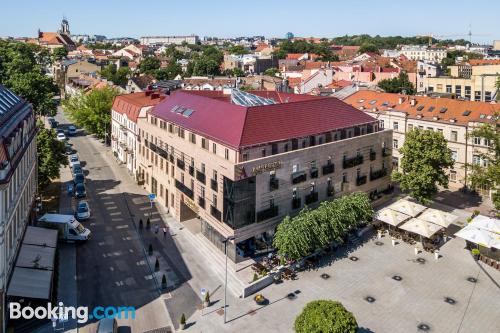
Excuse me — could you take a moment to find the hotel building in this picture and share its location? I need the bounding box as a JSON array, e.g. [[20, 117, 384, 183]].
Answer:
[[136, 90, 392, 261]]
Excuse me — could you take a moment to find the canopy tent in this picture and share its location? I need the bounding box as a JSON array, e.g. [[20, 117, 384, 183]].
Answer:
[[387, 199, 427, 217], [469, 215, 500, 234], [15, 244, 56, 270], [375, 207, 411, 227], [399, 218, 443, 238], [455, 225, 500, 249], [22, 226, 58, 248], [418, 208, 458, 228], [7, 268, 53, 299]]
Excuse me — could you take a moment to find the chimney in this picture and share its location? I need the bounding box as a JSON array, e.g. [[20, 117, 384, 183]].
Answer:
[[145, 90, 153, 96], [151, 92, 160, 99], [410, 98, 416, 106], [398, 97, 405, 104]]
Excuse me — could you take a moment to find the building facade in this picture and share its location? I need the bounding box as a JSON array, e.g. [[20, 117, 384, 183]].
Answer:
[[344, 91, 500, 198], [136, 90, 392, 262], [400, 45, 447, 62], [0, 85, 38, 328], [139, 35, 200, 46], [111, 91, 164, 178]]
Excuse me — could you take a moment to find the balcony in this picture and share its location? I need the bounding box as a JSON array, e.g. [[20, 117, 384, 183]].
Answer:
[[322, 163, 335, 175], [327, 186, 334, 197], [176, 158, 185, 170], [382, 147, 391, 157], [198, 197, 206, 209], [269, 178, 279, 191], [356, 175, 367, 186], [291, 171, 307, 184], [370, 168, 388, 181], [196, 170, 206, 184], [157, 146, 168, 159], [292, 197, 301, 210], [343, 155, 364, 169], [305, 192, 318, 205], [169, 154, 174, 163], [310, 167, 318, 179], [211, 178, 218, 192], [188, 165, 194, 176], [210, 205, 222, 221], [175, 179, 194, 199], [370, 150, 376, 161], [257, 205, 279, 222]]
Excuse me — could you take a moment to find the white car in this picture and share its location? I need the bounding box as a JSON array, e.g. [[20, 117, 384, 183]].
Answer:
[[69, 154, 80, 168], [57, 132, 67, 141], [76, 201, 90, 220]]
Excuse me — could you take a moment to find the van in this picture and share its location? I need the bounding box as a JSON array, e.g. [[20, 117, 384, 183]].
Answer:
[[37, 214, 91, 241]]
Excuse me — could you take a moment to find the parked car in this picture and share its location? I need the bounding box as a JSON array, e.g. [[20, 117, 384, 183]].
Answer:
[[72, 165, 83, 176], [64, 143, 74, 155], [76, 201, 90, 220], [74, 183, 86, 198], [69, 154, 80, 168], [57, 132, 67, 141], [73, 173, 85, 185], [96, 318, 117, 333], [68, 125, 77, 136]]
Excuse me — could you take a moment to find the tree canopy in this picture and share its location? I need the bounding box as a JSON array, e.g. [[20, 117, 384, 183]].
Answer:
[[52, 47, 68, 61], [294, 300, 357, 333], [37, 123, 68, 187], [63, 86, 119, 140], [100, 64, 131, 86], [466, 124, 500, 211], [358, 43, 380, 54], [227, 45, 249, 55], [378, 72, 415, 95], [139, 56, 161, 74], [264, 68, 280, 77], [0, 40, 58, 116], [274, 40, 339, 61], [329, 34, 469, 49], [273, 192, 373, 260], [392, 129, 454, 203]]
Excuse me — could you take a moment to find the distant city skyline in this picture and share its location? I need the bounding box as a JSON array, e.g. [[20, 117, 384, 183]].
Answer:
[[2, 0, 499, 43]]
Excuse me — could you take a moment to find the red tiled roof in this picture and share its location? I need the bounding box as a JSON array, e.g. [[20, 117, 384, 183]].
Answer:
[[344, 91, 500, 126], [150, 91, 377, 149], [468, 59, 500, 66], [112, 92, 164, 122]]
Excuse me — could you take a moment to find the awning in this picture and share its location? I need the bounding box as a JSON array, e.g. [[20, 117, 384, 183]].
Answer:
[[419, 208, 458, 228], [469, 215, 500, 234], [399, 218, 443, 238], [15, 244, 56, 270], [387, 199, 427, 217], [22, 226, 58, 248], [7, 268, 53, 299], [455, 225, 500, 249], [375, 207, 411, 227]]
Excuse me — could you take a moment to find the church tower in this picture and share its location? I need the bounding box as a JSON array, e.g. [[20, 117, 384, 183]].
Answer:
[[60, 17, 70, 35]]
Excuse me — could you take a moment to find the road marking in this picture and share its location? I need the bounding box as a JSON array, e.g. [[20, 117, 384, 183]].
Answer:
[[103, 201, 115, 205], [109, 267, 114, 271], [115, 281, 124, 286], [109, 212, 122, 216], [122, 236, 132, 240], [98, 241, 106, 246], [116, 225, 129, 229], [145, 275, 153, 280], [136, 260, 146, 266], [129, 249, 134, 253]]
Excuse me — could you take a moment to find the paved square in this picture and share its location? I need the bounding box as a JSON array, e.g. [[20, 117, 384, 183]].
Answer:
[[186, 234, 500, 333]]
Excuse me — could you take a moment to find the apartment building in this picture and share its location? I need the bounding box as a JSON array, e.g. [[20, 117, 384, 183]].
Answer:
[[139, 35, 200, 46], [344, 90, 500, 198], [136, 89, 392, 261], [0, 85, 38, 326], [400, 45, 447, 62], [416, 61, 441, 92], [111, 91, 165, 178], [422, 62, 500, 101]]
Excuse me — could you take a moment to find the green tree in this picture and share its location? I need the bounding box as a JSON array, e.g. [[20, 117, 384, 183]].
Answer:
[[294, 300, 357, 333], [378, 72, 415, 95], [392, 129, 454, 203], [63, 86, 119, 140], [52, 47, 68, 61], [264, 68, 280, 77], [37, 124, 68, 187], [0, 40, 58, 116], [358, 43, 380, 54], [155, 62, 183, 80], [227, 45, 249, 55], [466, 124, 500, 211], [139, 56, 161, 74], [100, 64, 130, 86]]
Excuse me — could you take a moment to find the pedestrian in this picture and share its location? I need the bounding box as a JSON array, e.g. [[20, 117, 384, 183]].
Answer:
[[154, 224, 159, 234], [163, 227, 167, 237]]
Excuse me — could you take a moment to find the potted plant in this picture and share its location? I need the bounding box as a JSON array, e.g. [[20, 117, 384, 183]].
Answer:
[[254, 294, 266, 305], [179, 313, 186, 330], [471, 248, 480, 260], [204, 291, 210, 307]]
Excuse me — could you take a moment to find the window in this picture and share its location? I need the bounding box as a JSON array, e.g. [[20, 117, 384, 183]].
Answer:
[[451, 150, 457, 161], [178, 128, 185, 139], [212, 143, 217, 154], [242, 153, 248, 161], [474, 91, 481, 102], [484, 139, 491, 147], [168, 123, 174, 133], [200, 186, 205, 198], [189, 133, 196, 144], [271, 143, 278, 155], [379, 120, 384, 129], [213, 170, 217, 181], [455, 85, 462, 96], [342, 172, 347, 183], [201, 163, 205, 173], [393, 139, 399, 149], [408, 124, 414, 131], [485, 91, 492, 102], [261, 149, 266, 157], [393, 122, 399, 131], [473, 137, 481, 145], [201, 138, 208, 150], [449, 171, 457, 182], [465, 86, 471, 99], [446, 85, 452, 93], [473, 154, 480, 165], [213, 194, 218, 207], [225, 148, 229, 160], [451, 131, 458, 142], [427, 127, 433, 131], [284, 143, 289, 152], [292, 164, 299, 173]]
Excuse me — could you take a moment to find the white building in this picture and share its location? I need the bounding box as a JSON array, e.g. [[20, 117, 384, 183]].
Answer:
[[139, 35, 199, 46], [111, 91, 165, 178], [400, 45, 447, 62], [0, 85, 38, 324], [416, 61, 441, 92]]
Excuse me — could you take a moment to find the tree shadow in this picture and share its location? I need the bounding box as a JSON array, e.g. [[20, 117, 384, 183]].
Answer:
[[357, 327, 375, 333]]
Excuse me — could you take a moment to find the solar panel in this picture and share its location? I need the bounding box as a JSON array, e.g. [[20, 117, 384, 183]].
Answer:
[[182, 109, 194, 117], [417, 105, 424, 111], [462, 110, 471, 116], [171, 105, 180, 113], [231, 89, 276, 107]]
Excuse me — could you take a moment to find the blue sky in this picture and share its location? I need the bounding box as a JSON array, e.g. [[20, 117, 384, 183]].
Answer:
[[2, 0, 499, 43]]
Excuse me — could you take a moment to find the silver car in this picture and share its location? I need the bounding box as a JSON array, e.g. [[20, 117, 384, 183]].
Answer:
[[76, 201, 90, 220]]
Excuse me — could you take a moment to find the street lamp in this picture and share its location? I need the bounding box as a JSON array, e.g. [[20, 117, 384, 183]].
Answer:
[[222, 235, 235, 324]]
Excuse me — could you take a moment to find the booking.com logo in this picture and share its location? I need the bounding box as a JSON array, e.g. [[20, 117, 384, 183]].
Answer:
[[9, 302, 136, 323]]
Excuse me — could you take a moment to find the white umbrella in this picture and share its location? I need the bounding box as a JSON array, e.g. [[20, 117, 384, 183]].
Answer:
[[469, 215, 500, 234], [419, 208, 458, 228], [399, 218, 442, 238], [455, 225, 496, 248], [375, 208, 411, 227], [387, 199, 427, 217]]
